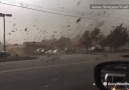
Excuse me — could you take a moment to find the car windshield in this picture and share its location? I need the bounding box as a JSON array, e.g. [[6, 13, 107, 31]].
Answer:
[[0, 0, 129, 90]]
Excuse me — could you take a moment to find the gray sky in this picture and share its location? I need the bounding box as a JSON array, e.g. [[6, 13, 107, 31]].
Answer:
[[0, 0, 129, 44]]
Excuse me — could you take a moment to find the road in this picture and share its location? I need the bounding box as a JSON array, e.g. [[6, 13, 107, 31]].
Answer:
[[0, 54, 126, 90]]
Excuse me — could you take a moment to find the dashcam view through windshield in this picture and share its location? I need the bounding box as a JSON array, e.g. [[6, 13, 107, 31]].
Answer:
[[0, 0, 129, 90]]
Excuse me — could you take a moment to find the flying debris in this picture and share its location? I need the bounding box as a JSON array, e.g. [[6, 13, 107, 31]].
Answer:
[[77, 0, 81, 6], [67, 25, 71, 27], [25, 28, 27, 31], [76, 18, 81, 23], [11, 30, 15, 32]]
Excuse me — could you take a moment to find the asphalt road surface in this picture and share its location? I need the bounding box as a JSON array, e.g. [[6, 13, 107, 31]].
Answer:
[[0, 54, 126, 90]]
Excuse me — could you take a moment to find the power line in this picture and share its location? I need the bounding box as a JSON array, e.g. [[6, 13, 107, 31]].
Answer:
[[28, 1, 129, 21], [3, 0, 129, 22], [0, 1, 127, 25], [0, 2, 85, 17]]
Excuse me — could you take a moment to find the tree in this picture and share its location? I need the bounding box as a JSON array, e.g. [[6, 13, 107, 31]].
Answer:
[[100, 24, 128, 51], [81, 27, 104, 50], [90, 27, 100, 40], [56, 37, 72, 49], [90, 27, 105, 46], [81, 30, 91, 50]]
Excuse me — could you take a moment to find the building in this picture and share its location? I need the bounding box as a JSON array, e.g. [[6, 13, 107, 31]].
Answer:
[[7, 44, 24, 56]]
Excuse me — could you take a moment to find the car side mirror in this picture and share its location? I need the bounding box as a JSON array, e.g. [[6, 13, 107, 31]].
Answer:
[[94, 61, 129, 90]]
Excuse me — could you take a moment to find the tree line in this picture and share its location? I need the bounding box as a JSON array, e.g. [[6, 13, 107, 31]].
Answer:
[[81, 24, 129, 51]]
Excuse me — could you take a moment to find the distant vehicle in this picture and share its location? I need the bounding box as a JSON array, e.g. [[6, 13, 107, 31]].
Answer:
[[53, 49, 58, 54], [64, 48, 76, 54], [64, 48, 67, 52], [45, 50, 53, 54], [89, 46, 104, 52], [45, 49, 63, 55], [34, 49, 41, 53], [41, 49, 45, 53], [34, 48, 45, 55], [40, 49, 45, 54], [0, 51, 10, 58]]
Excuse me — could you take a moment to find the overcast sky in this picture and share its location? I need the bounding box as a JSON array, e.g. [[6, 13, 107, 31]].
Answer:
[[0, 0, 129, 44]]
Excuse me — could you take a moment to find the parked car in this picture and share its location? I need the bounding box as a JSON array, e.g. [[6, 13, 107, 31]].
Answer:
[[34, 49, 41, 53], [41, 49, 45, 53], [45, 49, 63, 55], [45, 50, 53, 54], [34, 48, 45, 55], [53, 49, 58, 54], [89, 46, 104, 52], [0, 51, 10, 58], [64, 48, 76, 54]]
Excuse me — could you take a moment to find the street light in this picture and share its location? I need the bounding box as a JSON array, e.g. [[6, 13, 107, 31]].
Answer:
[[0, 13, 12, 54]]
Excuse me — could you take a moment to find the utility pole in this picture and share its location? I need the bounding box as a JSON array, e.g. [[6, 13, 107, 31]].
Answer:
[[0, 13, 12, 57], [3, 15, 6, 52]]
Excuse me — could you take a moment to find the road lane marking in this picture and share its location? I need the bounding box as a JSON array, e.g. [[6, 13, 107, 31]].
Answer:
[[0, 61, 97, 74]]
